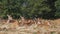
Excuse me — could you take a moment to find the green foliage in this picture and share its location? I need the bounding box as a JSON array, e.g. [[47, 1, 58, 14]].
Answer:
[[0, 0, 59, 19], [55, 0, 60, 17]]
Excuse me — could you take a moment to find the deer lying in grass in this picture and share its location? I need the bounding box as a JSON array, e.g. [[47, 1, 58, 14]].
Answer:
[[3, 15, 51, 30], [7, 15, 13, 23], [18, 16, 35, 26], [34, 18, 51, 28], [5, 15, 19, 29]]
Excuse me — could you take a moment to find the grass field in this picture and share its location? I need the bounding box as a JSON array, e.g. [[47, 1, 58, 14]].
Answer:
[[0, 18, 60, 34]]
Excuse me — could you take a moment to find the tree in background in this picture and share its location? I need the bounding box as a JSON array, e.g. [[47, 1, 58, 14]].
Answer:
[[41, 0, 57, 19], [55, 0, 60, 18], [0, 0, 59, 19]]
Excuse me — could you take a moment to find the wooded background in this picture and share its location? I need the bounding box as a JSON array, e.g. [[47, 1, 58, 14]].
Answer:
[[0, 0, 60, 19]]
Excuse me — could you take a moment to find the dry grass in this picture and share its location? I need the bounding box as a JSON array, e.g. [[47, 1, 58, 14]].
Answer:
[[0, 18, 60, 34]]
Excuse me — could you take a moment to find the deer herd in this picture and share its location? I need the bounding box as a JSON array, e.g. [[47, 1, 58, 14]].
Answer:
[[0, 15, 51, 30]]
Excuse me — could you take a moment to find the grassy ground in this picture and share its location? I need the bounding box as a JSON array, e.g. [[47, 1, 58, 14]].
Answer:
[[0, 18, 60, 34]]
